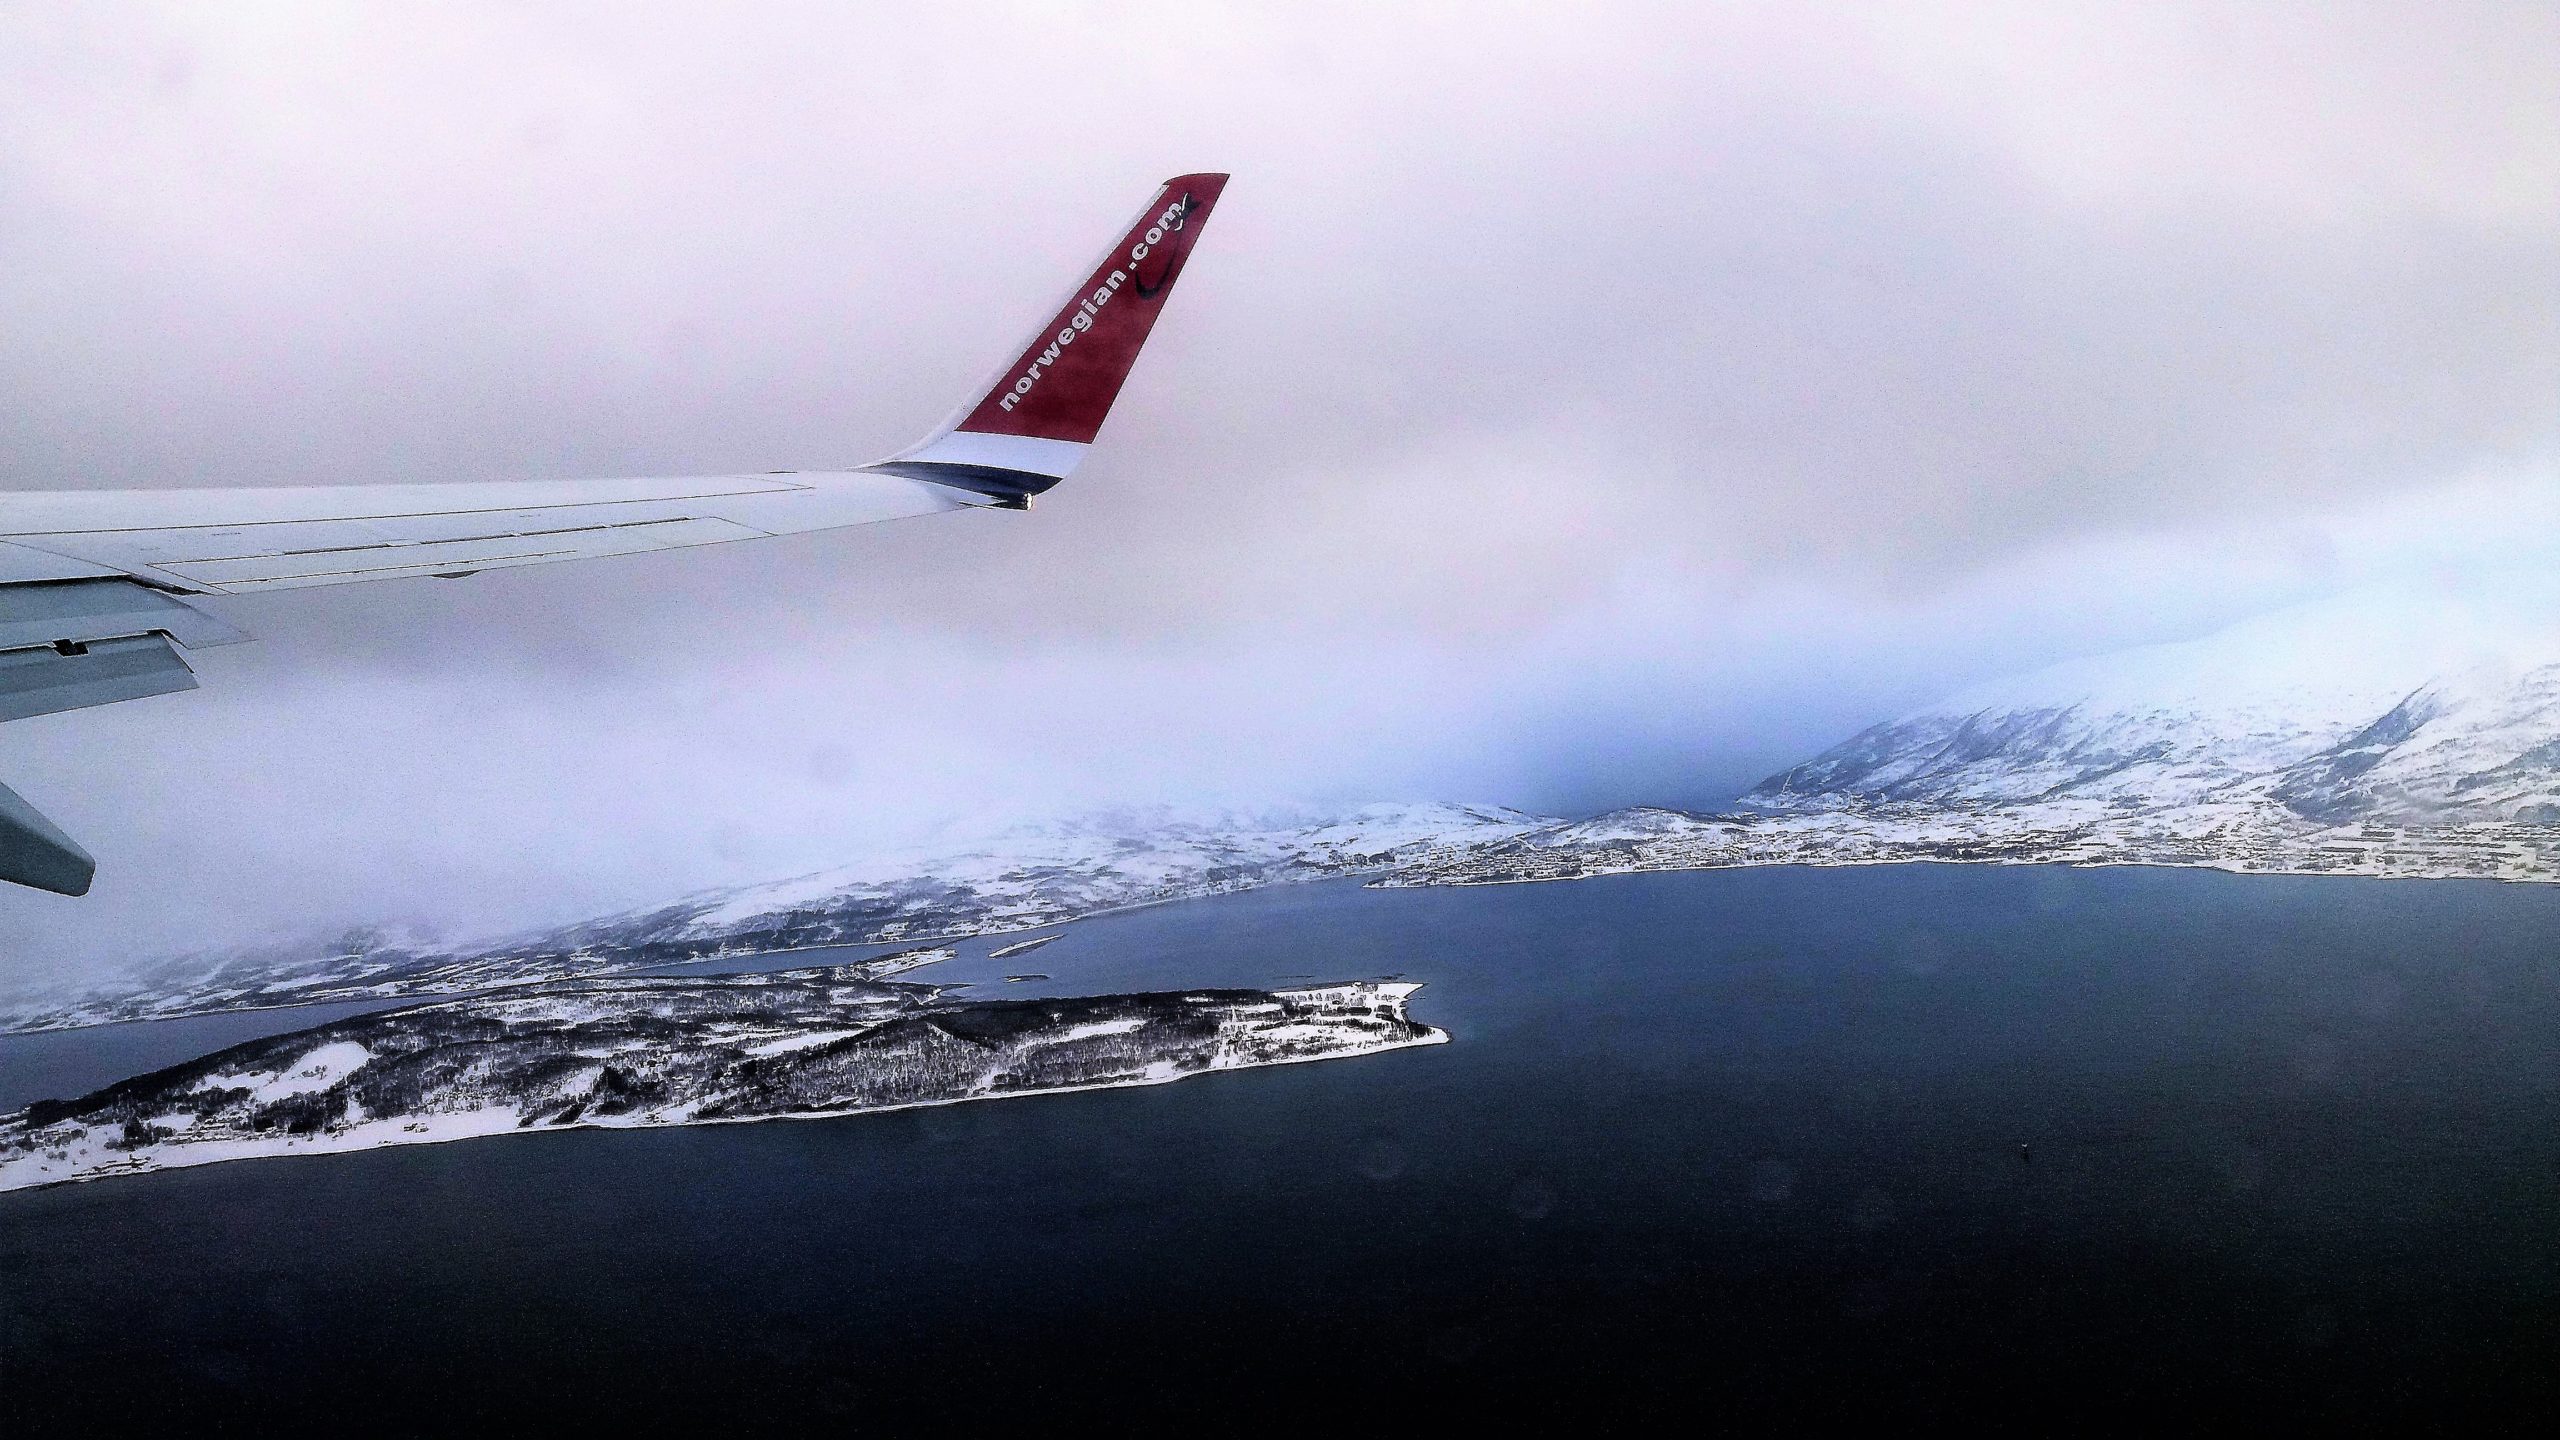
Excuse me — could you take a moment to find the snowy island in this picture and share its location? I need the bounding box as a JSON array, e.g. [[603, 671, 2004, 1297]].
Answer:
[[0, 969, 1441, 1193]]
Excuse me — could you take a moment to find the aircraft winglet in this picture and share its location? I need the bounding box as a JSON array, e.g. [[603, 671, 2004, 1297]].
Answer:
[[874, 173, 1229, 505]]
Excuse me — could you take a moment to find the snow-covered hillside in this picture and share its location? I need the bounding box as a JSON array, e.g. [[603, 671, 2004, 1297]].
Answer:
[[1391, 581, 2560, 892], [1746, 581, 2560, 825], [2, 803, 1551, 1033], [669, 802, 1549, 935]]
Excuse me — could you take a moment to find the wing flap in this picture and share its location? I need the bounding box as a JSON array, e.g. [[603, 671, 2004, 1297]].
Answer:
[[0, 579, 248, 653], [0, 632, 199, 723]]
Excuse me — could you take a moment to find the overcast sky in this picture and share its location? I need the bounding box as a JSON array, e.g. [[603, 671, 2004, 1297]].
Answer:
[[2, 1, 2553, 978]]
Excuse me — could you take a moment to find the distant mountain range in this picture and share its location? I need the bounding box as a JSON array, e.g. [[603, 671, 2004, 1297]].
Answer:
[[1395, 580, 2560, 888], [1747, 581, 2560, 825], [10, 582, 2556, 1034]]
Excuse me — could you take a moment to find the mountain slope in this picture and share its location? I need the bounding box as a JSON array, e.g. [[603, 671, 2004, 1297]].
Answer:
[[2, 803, 1552, 1033], [1746, 581, 2560, 825], [1391, 581, 2560, 890]]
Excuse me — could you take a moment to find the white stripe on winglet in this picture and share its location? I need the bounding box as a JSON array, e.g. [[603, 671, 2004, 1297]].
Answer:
[[889, 431, 1089, 479]]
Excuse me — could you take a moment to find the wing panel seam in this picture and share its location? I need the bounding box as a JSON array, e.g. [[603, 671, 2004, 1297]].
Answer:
[[0, 480, 816, 537]]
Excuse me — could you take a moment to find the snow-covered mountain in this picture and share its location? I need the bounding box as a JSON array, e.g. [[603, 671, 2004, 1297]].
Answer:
[[664, 802, 1549, 937], [1391, 581, 2560, 891], [1746, 581, 2560, 826]]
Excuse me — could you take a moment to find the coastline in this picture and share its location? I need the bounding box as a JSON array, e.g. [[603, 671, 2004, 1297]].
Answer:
[[1378, 850, 2560, 890], [16, 839, 2555, 1038]]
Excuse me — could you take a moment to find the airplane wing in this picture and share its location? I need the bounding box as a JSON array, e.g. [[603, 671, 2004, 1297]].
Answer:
[[0, 173, 1229, 896]]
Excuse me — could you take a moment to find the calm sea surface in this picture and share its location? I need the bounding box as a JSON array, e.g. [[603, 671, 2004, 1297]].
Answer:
[[5, 865, 2558, 1428]]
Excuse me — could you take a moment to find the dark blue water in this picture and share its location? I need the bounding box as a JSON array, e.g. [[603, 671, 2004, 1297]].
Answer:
[[6, 865, 2559, 1428]]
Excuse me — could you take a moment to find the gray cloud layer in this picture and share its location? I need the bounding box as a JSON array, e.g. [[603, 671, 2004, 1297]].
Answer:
[[2, 2, 2553, 976]]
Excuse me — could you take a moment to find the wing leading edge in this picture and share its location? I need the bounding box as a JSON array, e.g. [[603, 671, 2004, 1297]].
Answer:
[[0, 172, 1228, 895]]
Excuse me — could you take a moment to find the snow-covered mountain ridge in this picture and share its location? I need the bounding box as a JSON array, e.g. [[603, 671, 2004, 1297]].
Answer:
[[1747, 582, 2560, 824], [1392, 583, 2560, 889]]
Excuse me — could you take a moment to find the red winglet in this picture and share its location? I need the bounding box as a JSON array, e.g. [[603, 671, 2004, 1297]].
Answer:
[[951, 173, 1229, 445]]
